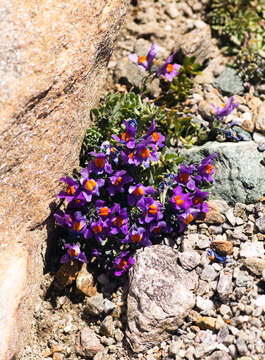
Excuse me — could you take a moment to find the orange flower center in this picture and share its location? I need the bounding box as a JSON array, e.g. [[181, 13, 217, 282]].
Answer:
[[193, 197, 202, 205], [75, 199, 81, 204], [99, 207, 109, 216], [153, 226, 162, 234], [73, 221, 82, 232], [152, 132, 160, 143], [118, 259, 127, 269], [110, 146, 117, 153], [133, 187, 144, 196], [138, 56, 147, 64], [69, 249, 78, 257], [66, 185, 75, 195], [131, 234, 142, 243], [121, 131, 131, 142], [129, 152, 134, 159], [205, 164, 213, 175], [114, 176, 122, 186], [140, 147, 150, 159], [114, 216, 124, 227], [85, 179, 97, 191], [166, 63, 174, 73], [93, 225, 102, 234], [149, 204, 157, 215], [174, 195, 184, 206], [95, 158, 105, 168], [179, 173, 189, 184], [184, 214, 194, 225]]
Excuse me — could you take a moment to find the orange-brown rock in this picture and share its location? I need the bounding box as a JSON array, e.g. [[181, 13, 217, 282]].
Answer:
[[0, 1, 128, 359], [211, 240, 233, 256]]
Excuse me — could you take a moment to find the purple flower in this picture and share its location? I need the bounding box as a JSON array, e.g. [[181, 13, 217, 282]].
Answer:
[[112, 120, 136, 149], [67, 192, 87, 208], [213, 96, 239, 119], [109, 203, 129, 235], [95, 200, 111, 219], [178, 208, 200, 232], [128, 183, 155, 206], [107, 170, 133, 196], [113, 251, 135, 276], [128, 42, 157, 71], [80, 168, 105, 202], [144, 120, 165, 148], [170, 185, 192, 211], [149, 221, 167, 237], [191, 189, 209, 213], [120, 149, 137, 166], [138, 197, 163, 224], [57, 177, 80, 203], [177, 164, 196, 190], [60, 243, 87, 264], [86, 218, 110, 243], [157, 53, 181, 82], [88, 153, 113, 175], [207, 249, 227, 263], [135, 140, 159, 168], [197, 154, 217, 183], [123, 227, 151, 247], [55, 211, 89, 238]]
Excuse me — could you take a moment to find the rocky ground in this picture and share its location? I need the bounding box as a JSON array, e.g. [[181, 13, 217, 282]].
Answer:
[[20, 1, 265, 359]]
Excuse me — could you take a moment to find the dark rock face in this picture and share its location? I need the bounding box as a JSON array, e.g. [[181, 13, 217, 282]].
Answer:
[[126, 245, 198, 353], [0, 1, 128, 358]]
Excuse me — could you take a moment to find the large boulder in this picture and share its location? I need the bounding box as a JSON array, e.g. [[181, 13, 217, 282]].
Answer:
[[0, 1, 127, 359], [126, 245, 198, 353], [182, 141, 265, 205]]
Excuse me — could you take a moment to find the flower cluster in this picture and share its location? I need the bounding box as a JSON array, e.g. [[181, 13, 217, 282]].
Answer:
[[129, 42, 181, 82], [55, 119, 216, 277]]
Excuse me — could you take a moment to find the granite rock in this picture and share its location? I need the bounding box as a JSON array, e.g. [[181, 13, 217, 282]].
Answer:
[[126, 245, 198, 353], [0, 1, 127, 358]]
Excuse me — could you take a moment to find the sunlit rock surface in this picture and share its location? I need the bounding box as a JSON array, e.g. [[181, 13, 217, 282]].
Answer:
[[0, 1, 128, 358]]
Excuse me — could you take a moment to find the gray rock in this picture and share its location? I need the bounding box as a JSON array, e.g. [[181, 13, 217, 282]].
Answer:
[[179, 250, 201, 270], [217, 326, 230, 343], [225, 208, 236, 226], [235, 272, 252, 287], [200, 265, 218, 281], [213, 67, 244, 95], [114, 328, 124, 343], [236, 337, 248, 355], [196, 296, 214, 313], [79, 327, 104, 358], [114, 59, 145, 88], [103, 299, 116, 314], [194, 342, 218, 358], [100, 315, 113, 337], [205, 350, 232, 360], [85, 294, 105, 316], [256, 216, 265, 233], [243, 257, 265, 276], [217, 271, 233, 301], [258, 141, 265, 152], [176, 26, 213, 64], [126, 245, 198, 353], [253, 131, 265, 145], [240, 241, 264, 258], [182, 141, 265, 205]]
